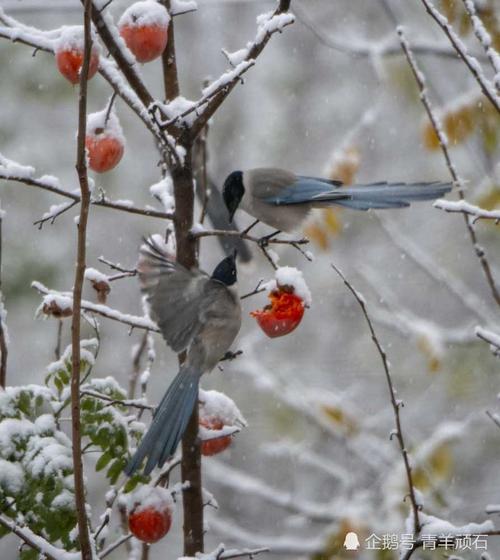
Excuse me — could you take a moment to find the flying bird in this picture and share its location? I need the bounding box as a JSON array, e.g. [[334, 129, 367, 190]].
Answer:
[[222, 168, 452, 232], [125, 238, 241, 476]]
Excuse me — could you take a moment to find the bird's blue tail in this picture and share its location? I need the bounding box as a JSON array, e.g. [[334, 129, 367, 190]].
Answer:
[[316, 181, 452, 210], [124, 365, 200, 477]]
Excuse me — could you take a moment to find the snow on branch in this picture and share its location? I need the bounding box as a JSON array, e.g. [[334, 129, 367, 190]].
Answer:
[[434, 198, 500, 224], [0, 154, 173, 222], [153, 60, 255, 130], [178, 544, 269, 560], [476, 326, 500, 353], [461, 0, 500, 88], [32, 281, 160, 332], [0, 514, 80, 560], [189, 6, 294, 138], [418, 0, 500, 114]]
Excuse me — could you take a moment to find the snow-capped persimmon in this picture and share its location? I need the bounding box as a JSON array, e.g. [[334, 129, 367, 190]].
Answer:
[[129, 506, 172, 543], [118, 1, 170, 63], [251, 287, 305, 338], [85, 109, 125, 173], [55, 26, 99, 84], [128, 486, 173, 543], [200, 418, 232, 457]]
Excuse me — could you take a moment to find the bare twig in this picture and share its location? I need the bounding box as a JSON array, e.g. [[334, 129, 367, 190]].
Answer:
[[104, 92, 117, 127], [80, 389, 154, 411], [331, 263, 421, 534], [71, 2, 94, 558], [486, 410, 500, 430], [0, 203, 7, 388], [99, 533, 132, 559], [418, 0, 500, 114], [98, 256, 137, 274], [398, 27, 500, 308], [34, 200, 79, 229], [192, 228, 308, 247], [54, 319, 63, 360], [240, 280, 266, 300]]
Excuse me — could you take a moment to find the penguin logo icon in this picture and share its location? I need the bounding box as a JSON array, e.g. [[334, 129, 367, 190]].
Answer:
[[344, 532, 360, 551]]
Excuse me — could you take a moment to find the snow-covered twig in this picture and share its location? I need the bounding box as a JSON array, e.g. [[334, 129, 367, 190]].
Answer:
[[32, 281, 160, 332], [153, 60, 255, 130], [460, 0, 500, 90], [331, 263, 422, 534], [475, 326, 500, 353], [181, 544, 269, 560], [398, 26, 500, 309], [0, 514, 80, 560], [434, 199, 500, 224], [190, 4, 294, 138], [418, 0, 500, 114], [0, 165, 174, 221]]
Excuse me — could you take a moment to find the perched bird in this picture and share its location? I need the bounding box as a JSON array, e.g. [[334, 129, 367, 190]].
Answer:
[[222, 168, 452, 232], [125, 238, 241, 476]]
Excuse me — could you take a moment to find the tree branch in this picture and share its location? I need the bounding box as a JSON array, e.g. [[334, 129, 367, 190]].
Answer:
[[460, 0, 500, 87], [32, 281, 160, 332], [0, 514, 79, 560], [71, 1, 94, 558], [418, 0, 500, 114], [398, 26, 500, 308], [331, 263, 421, 534], [0, 171, 174, 221], [0, 203, 7, 388], [189, 2, 294, 139]]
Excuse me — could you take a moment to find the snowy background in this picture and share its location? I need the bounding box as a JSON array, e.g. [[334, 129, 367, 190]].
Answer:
[[1, 0, 500, 558]]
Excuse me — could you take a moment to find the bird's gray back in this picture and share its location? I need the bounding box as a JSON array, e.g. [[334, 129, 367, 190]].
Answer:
[[188, 282, 242, 372], [242, 168, 310, 231]]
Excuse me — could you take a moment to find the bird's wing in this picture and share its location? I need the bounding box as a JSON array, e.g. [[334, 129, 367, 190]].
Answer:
[[263, 175, 349, 206], [138, 238, 210, 353]]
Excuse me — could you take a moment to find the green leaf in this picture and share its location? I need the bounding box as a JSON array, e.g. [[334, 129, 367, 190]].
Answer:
[[107, 457, 126, 485], [96, 451, 113, 472], [20, 548, 39, 560]]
